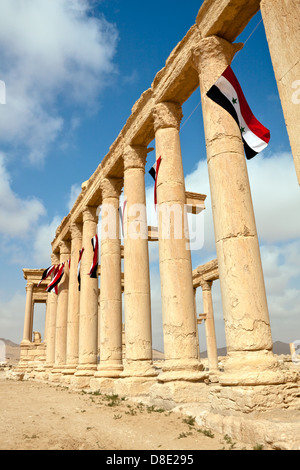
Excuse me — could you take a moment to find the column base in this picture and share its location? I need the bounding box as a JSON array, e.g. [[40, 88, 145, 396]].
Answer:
[[94, 361, 123, 379], [74, 364, 97, 377], [121, 360, 159, 378], [219, 350, 287, 386], [158, 358, 208, 383]]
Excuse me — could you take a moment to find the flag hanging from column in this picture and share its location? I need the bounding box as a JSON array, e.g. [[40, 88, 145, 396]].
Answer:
[[45, 263, 65, 294], [206, 65, 270, 160], [77, 248, 84, 291], [37, 265, 55, 287], [149, 156, 162, 206], [119, 198, 127, 238], [89, 234, 98, 279]]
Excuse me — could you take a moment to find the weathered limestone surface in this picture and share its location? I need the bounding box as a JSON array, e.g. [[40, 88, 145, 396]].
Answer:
[[17, 0, 300, 450], [261, 0, 300, 184], [75, 207, 98, 377], [96, 178, 123, 379]]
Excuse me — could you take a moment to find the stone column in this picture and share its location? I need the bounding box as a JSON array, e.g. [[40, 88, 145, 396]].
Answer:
[[53, 240, 71, 373], [201, 281, 218, 372], [21, 282, 34, 345], [194, 36, 284, 384], [152, 101, 205, 382], [64, 222, 82, 375], [75, 206, 99, 380], [45, 252, 59, 368], [261, 0, 300, 185], [95, 177, 123, 379], [122, 145, 157, 378]]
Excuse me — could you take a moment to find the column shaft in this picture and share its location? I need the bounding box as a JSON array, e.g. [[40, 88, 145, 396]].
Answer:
[[54, 241, 71, 371], [201, 281, 218, 371], [22, 283, 34, 344], [122, 145, 157, 377], [261, 0, 300, 184], [152, 102, 205, 382], [45, 253, 59, 368], [194, 36, 283, 383], [76, 207, 99, 376], [96, 178, 123, 378], [64, 222, 82, 374]]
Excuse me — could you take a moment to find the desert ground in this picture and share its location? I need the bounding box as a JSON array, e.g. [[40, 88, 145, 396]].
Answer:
[[0, 375, 254, 451]]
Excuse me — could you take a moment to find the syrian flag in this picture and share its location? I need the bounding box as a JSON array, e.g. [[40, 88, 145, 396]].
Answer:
[[37, 265, 55, 287], [119, 198, 127, 238], [149, 156, 162, 206], [77, 248, 84, 291], [46, 263, 65, 294], [89, 234, 99, 279], [206, 65, 270, 160]]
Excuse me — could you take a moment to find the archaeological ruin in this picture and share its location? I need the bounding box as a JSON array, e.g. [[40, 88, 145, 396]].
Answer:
[[16, 0, 300, 450]]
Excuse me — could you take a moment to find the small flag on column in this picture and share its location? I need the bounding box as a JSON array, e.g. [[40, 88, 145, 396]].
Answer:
[[77, 248, 84, 291], [149, 156, 162, 206], [206, 65, 270, 160], [46, 263, 65, 294], [119, 198, 127, 238], [37, 265, 55, 287], [89, 234, 99, 279]]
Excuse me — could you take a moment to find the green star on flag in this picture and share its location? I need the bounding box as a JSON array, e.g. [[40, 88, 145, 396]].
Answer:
[[232, 97, 237, 104], [240, 126, 245, 134]]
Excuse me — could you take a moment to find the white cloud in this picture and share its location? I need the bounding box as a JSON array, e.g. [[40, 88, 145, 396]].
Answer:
[[0, 153, 46, 237], [0, 0, 119, 165], [67, 183, 81, 212], [33, 216, 62, 266]]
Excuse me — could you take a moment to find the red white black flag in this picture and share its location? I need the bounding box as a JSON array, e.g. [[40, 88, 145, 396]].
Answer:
[[206, 65, 270, 160], [89, 234, 98, 279], [37, 265, 55, 287], [45, 263, 65, 294], [77, 248, 84, 291], [149, 156, 162, 206]]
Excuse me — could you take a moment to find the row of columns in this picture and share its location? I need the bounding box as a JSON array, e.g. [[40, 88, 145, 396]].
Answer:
[[27, 32, 282, 387]]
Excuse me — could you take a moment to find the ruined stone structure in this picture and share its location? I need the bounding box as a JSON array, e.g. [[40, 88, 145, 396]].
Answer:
[[17, 0, 300, 449]]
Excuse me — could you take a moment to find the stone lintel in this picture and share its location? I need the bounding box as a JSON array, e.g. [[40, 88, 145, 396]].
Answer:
[[196, 0, 261, 42], [193, 259, 219, 288]]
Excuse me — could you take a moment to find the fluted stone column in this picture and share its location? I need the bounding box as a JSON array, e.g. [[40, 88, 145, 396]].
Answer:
[[75, 206, 99, 380], [261, 0, 300, 185], [122, 145, 157, 378], [194, 36, 284, 384], [201, 281, 218, 372], [45, 252, 59, 369], [21, 282, 34, 345], [53, 240, 70, 373], [95, 177, 123, 379], [64, 222, 82, 375], [152, 101, 205, 382]]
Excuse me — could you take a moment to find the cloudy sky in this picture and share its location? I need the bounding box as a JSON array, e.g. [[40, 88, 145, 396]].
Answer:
[[0, 0, 299, 353]]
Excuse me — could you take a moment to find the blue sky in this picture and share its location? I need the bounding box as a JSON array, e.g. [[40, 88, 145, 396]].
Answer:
[[0, 0, 299, 353]]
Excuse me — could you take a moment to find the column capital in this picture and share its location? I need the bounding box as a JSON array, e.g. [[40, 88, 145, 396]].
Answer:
[[123, 145, 150, 172], [200, 280, 213, 292], [152, 101, 183, 133], [26, 282, 34, 292], [51, 252, 60, 265], [192, 36, 243, 93], [100, 177, 123, 200], [82, 205, 98, 223], [70, 221, 83, 240], [59, 240, 71, 255]]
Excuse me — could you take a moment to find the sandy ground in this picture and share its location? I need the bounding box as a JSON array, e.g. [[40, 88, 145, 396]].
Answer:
[[0, 377, 253, 451]]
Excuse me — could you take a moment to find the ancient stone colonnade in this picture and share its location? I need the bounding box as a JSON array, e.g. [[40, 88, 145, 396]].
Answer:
[[19, 0, 300, 411]]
